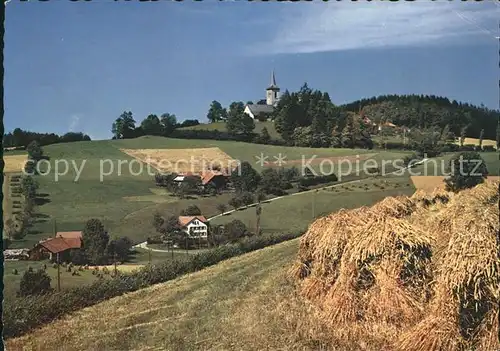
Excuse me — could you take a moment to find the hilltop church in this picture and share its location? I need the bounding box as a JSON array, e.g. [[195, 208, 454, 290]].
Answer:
[[243, 71, 280, 121]]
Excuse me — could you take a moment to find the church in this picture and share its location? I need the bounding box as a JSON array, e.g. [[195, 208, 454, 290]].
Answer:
[[243, 71, 280, 121]]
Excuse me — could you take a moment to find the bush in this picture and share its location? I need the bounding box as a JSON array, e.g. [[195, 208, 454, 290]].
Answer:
[[481, 145, 496, 152], [444, 151, 488, 192], [3, 238, 11, 249], [12, 269, 18, 275], [460, 144, 476, 151], [298, 173, 338, 188], [3, 231, 302, 339], [18, 268, 52, 297]]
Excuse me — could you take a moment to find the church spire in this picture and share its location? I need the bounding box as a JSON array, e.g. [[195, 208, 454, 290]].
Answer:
[[271, 70, 276, 87]]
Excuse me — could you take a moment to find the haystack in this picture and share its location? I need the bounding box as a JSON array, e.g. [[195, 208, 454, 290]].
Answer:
[[291, 181, 500, 350]]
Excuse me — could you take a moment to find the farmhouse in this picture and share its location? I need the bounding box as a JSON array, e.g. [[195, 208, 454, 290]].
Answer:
[[30, 231, 83, 261], [244, 71, 280, 121], [178, 215, 208, 238]]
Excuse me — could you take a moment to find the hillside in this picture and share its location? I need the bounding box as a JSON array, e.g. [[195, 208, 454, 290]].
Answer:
[[19, 136, 405, 248], [342, 94, 500, 140], [6, 239, 306, 350]]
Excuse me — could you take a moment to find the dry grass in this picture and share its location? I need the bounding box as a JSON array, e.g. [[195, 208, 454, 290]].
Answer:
[[3, 155, 27, 173], [292, 181, 500, 351], [89, 264, 145, 273], [454, 137, 497, 149], [120, 147, 237, 173]]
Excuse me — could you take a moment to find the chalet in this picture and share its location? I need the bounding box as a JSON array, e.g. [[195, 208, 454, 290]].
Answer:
[[30, 231, 83, 261], [178, 216, 208, 238]]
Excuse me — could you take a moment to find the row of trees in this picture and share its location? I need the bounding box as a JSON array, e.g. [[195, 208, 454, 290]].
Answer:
[[3, 129, 91, 148], [111, 111, 199, 139]]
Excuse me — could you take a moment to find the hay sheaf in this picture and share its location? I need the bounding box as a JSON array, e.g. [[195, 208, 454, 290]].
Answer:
[[291, 181, 500, 350]]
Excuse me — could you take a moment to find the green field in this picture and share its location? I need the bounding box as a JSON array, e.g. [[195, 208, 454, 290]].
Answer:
[[211, 175, 415, 233], [12, 137, 407, 248]]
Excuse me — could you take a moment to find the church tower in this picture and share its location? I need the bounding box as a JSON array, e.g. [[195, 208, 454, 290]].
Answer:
[[266, 70, 280, 106]]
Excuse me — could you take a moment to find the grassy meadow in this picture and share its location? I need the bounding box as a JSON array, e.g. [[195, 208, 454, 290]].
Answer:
[[14, 136, 408, 248]]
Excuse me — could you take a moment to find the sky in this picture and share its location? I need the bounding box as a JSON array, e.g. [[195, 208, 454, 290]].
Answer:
[[5, 1, 500, 140]]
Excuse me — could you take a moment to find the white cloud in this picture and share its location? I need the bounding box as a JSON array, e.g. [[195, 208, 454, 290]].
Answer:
[[69, 114, 81, 132], [252, 2, 499, 55]]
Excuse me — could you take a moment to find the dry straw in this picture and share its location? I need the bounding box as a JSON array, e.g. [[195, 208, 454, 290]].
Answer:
[[291, 181, 500, 350]]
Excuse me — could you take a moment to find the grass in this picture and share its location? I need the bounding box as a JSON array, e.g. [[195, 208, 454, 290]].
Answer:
[[3, 260, 102, 302], [21, 137, 407, 249], [211, 175, 415, 234], [6, 240, 306, 350]]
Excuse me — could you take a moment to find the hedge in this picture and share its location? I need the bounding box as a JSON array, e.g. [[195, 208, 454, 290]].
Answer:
[[3, 231, 302, 339], [298, 173, 338, 187]]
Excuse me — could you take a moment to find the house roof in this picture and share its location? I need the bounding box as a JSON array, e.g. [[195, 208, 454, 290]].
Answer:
[[56, 231, 82, 240], [201, 171, 224, 185], [245, 104, 275, 115], [178, 216, 208, 227], [38, 237, 82, 254]]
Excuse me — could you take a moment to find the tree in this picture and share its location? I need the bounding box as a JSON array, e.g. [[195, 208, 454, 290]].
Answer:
[[107, 237, 132, 263], [260, 127, 271, 144], [153, 212, 165, 233], [216, 203, 227, 215], [440, 124, 455, 143], [255, 190, 266, 203], [259, 168, 287, 195], [230, 161, 261, 193], [459, 125, 468, 147], [181, 205, 202, 216], [21, 175, 38, 200], [226, 102, 255, 136], [140, 114, 162, 136], [27, 140, 43, 161], [207, 101, 227, 123], [18, 268, 52, 297], [255, 204, 262, 235], [224, 219, 249, 242], [228, 196, 241, 211], [160, 113, 177, 136], [444, 151, 488, 192], [5, 218, 16, 240], [478, 129, 484, 149], [239, 192, 254, 206], [112, 111, 136, 139], [82, 219, 110, 265], [496, 121, 500, 149]]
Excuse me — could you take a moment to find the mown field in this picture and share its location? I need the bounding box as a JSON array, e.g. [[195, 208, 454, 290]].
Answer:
[[15, 136, 408, 248]]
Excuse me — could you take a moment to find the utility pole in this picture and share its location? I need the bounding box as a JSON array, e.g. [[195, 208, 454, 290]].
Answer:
[[148, 247, 152, 265], [56, 252, 61, 292], [113, 251, 117, 276]]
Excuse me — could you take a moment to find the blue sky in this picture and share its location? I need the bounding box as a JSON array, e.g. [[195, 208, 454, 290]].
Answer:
[[5, 1, 499, 140]]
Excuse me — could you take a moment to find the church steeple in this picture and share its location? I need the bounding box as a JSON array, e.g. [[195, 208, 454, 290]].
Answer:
[[266, 70, 280, 105]]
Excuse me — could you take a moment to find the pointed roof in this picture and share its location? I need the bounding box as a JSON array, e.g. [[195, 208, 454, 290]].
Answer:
[[267, 70, 280, 91], [178, 216, 208, 227]]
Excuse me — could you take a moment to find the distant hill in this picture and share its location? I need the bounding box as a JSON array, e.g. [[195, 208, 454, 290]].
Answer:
[[341, 94, 499, 140]]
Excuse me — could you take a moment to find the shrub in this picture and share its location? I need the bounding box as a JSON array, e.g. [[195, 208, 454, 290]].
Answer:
[[18, 268, 52, 297], [444, 152, 488, 192], [298, 173, 338, 188], [102, 267, 110, 275], [12, 269, 18, 275], [482, 145, 496, 152]]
